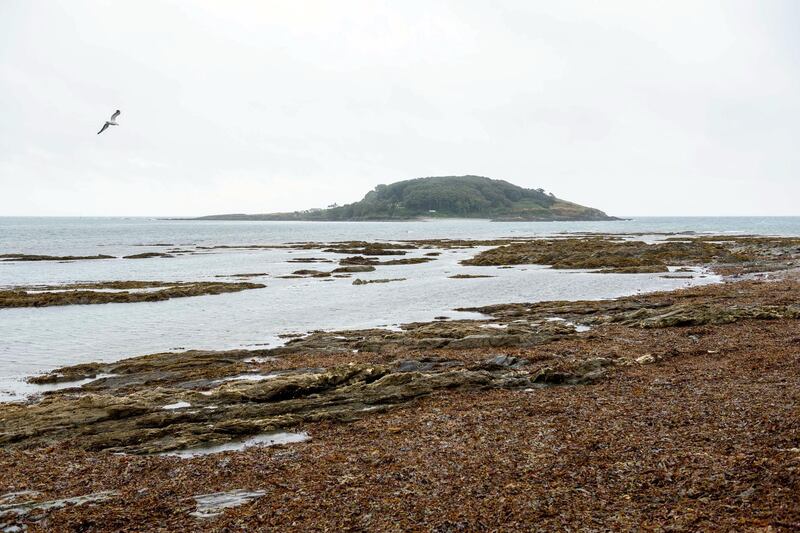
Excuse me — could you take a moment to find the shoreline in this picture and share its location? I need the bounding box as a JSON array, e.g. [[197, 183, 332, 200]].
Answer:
[[4, 234, 749, 393], [4, 232, 799, 395], [1, 234, 799, 529], [0, 272, 798, 529]]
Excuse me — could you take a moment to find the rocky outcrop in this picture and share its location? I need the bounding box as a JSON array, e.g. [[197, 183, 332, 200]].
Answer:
[[352, 278, 405, 285], [5, 276, 798, 457], [122, 252, 174, 259], [332, 265, 376, 273], [0, 254, 115, 262], [0, 281, 265, 308], [291, 269, 331, 278], [461, 236, 800, 275], [0, 356, 611, 454], [461, 280, 800, 329]]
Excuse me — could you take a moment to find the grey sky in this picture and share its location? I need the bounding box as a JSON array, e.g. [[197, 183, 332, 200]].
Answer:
[[1, 0, 798, 217]]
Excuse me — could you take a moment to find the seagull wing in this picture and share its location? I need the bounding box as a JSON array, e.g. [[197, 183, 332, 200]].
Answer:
[[110, 110, 120, 121], [97, 122, 110, 135]]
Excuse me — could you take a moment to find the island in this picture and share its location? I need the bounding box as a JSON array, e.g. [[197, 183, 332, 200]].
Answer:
[[192, 175, 619, 221]]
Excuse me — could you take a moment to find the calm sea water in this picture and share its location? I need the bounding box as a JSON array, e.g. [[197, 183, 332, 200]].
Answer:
[[1, 216, 798, 401], [2, 216, 800, 257]]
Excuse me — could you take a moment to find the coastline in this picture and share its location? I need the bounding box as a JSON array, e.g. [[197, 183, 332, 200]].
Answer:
[[0, 271, 798, 530], [1, 233, 799, 530]]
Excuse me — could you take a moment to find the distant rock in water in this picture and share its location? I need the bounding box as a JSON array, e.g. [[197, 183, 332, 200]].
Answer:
[[192, 175, 619, 222]]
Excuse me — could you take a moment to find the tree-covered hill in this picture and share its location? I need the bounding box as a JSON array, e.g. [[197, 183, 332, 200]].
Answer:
[[195, 175, 617, 221]]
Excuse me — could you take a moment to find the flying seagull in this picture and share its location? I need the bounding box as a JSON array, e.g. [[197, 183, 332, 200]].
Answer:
[[97, 110, 121, 135]]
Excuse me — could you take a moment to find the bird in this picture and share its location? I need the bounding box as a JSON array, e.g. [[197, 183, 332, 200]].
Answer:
[[97, 110, 121, 135]]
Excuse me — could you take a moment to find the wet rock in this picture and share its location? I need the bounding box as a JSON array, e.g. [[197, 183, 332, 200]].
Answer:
[[601, 265, 670, 273], [214, 272, 268, 279], [411, 338, 452, 350], [448, 334, 523, 349], [582, 369, 608, 382], [620, 304, 800, 329], [395, 359, 464, 373], [167, 432, 310, 458], [191, 490, 267, 519], [395, 360, 435, 372], [324, 245, 408, 256], [1, 358, 582, 454], [0, 492, 41, 507], [0, 281, 265, 309], [28, 369, 101, 385], [462, 287, 800, 332], [460, 235, 800, 275], [0, 254, 115, 262], [339, 256, 379, 266], [0, 491, 117, 519], [123, 252, 174, 259], [332, 265, 376, 273], [531, 366, 605, 385], [291, 269, 331, 278], [531, 368, 575, 385], [379, 257, 433, 265], [480, 355, 525, 369], [352, 278, 405, 285], [287, 257, 334, 263], [574, 357, 614, 374], [338, 255, 433, 266]]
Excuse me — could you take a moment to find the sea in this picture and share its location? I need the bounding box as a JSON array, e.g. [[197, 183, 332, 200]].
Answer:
[[1, 216, 799, 401]]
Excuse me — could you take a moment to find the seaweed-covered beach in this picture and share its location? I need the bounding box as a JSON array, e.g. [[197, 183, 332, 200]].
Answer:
[[1, 276, 798, 530], [1, 230, 799, 531]]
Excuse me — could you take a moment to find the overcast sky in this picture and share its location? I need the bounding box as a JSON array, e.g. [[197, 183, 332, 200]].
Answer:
[[1, 1, 798, 217]]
